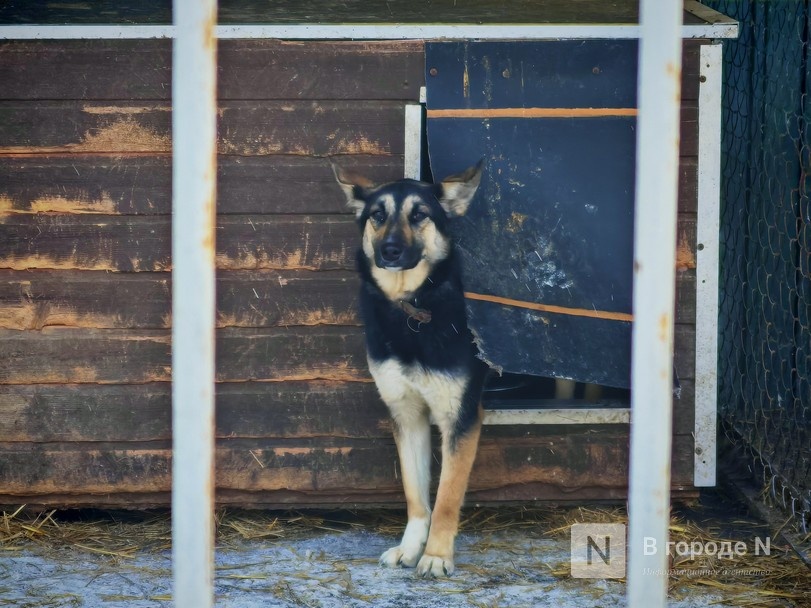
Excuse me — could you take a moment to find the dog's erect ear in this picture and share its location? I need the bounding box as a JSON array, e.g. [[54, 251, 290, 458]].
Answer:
[[332, 164, 375, 219], [438, 160, 483, 217]]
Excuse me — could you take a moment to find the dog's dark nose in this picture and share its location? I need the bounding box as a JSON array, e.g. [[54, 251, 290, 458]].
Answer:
[[381, 242, 403, 263]]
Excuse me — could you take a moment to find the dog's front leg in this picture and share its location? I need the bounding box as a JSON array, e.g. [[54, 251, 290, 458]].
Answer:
[[380, 409, 432, 568], [417, 402, 483, 578]]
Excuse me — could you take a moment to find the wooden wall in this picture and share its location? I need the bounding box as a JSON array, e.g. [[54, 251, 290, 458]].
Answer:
[[0, 39, 701, 508]]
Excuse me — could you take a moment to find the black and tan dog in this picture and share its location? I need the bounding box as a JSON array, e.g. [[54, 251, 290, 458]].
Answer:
[[334, 162, 487, 578]]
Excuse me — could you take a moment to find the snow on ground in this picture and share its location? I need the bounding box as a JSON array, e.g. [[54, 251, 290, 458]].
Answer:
[[0, 525, 739, 608]]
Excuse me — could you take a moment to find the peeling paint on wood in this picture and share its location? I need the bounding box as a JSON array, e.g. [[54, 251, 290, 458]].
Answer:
[[0, 327, 369, 385], [76, 118, 173, 153], [0, 270, 361, 330], [676, 227, 697, 271], [0, 101, 405, 156], [0, 435, 695, 499], [0, 215, 356, 272], [0, 157, 406, 216], [1, 193, 118, 215]]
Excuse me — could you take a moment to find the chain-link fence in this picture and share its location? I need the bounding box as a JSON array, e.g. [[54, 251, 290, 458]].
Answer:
[[705, 0, 810, 533]]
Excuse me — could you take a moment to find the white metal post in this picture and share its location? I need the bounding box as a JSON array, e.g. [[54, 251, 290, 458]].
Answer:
[[694, 43, 723, 487], [627, 0, 683, 605], [404, 104, 423, 180], [171, 1, 218, 607]]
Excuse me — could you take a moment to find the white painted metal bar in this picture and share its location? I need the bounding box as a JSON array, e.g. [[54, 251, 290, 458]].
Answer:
[[0, 25, 175, 39], [0, 22, 738, 41], [404, 104, 423, 180], [171, 0, 218, 607], [694, 44, 723, 488], [627, 0, 683, 605], [215, 23, 738, 40], [484, 408, 630, 426]]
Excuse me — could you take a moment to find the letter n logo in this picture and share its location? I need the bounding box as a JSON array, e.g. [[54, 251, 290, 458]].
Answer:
[[571, 523, 626, 578]]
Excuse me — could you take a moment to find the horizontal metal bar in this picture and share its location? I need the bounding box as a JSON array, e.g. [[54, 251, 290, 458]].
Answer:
[[0, 22, 738, 40], [0, 25, 175, 39], [484, 407, 630, 425]]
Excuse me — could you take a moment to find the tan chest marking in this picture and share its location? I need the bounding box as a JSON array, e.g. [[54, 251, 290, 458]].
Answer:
[[369, 260, 432, 302], [368, 359, 468, 432]]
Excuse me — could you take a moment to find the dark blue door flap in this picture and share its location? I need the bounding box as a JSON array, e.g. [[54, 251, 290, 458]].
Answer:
[[425, 41, 640, 389]]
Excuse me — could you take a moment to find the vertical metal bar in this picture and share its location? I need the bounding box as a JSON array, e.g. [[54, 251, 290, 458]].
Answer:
[[627, 0, 683, 606], [694, 43, 723, 487], [404, 103, 423, 180], [171, 1, 217, 607]]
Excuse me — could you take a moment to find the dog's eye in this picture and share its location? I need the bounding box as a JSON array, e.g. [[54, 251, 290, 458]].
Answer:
[[370, 209, 386, 223], [410, 210, 428, 223]]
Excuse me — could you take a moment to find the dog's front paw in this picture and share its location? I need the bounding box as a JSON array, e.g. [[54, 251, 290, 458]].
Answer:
[[379, 544, 423, 568], [416, 553, 455, 578]]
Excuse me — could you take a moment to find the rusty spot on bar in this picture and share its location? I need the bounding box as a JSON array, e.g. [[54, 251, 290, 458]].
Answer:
[[658, 313, 671, 343]]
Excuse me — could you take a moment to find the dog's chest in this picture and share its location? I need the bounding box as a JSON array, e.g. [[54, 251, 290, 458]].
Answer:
[[368, 358, 468, 427]]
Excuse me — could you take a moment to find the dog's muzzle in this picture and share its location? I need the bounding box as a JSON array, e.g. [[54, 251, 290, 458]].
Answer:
[[376, 238, 420, 270]]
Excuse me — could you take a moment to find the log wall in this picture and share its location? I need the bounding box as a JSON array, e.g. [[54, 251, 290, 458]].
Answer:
[[0, 39, 702, 508]]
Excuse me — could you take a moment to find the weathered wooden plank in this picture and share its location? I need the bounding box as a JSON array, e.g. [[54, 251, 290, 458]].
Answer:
[[0, 156, 406, 215], [0, 155, 698, 216], [0, 433, 694, 497], [0, 214, 694, 274], [680, 103, 698, 157], [0, 215, 358, 271], [0, 485, 702, 510], [0, 39, 700, 103], [0, 377, 696, 444], [676, 270, 697, 324], [674, 379, 696, 432], [0, 271, 171, 329], [0, 317, 693, 396], [0, 327, 368, 384], [0, 384, 173, 443], [678, 157, 698, 214], [0, 40, 424, 101], [217, 2, 702, 27], [0, 40, 173, 101], [0, 99, 692, 157], [0, 270, 361, 330], [0, 1, 702, 28], [0, 2, 171, 25], [681, 41, 707, 102], [0, 101, 405, 155], [216, 271, 360, 328], [0, 214, 173, 272], [0, 266, 694, 330], [675, 324, 696, 382], [0, 382, 386, 443], [218, 40, 424, 100]]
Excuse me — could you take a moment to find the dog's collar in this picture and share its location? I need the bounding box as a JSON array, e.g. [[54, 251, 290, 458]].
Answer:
[[397, 299, 432, 324]]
